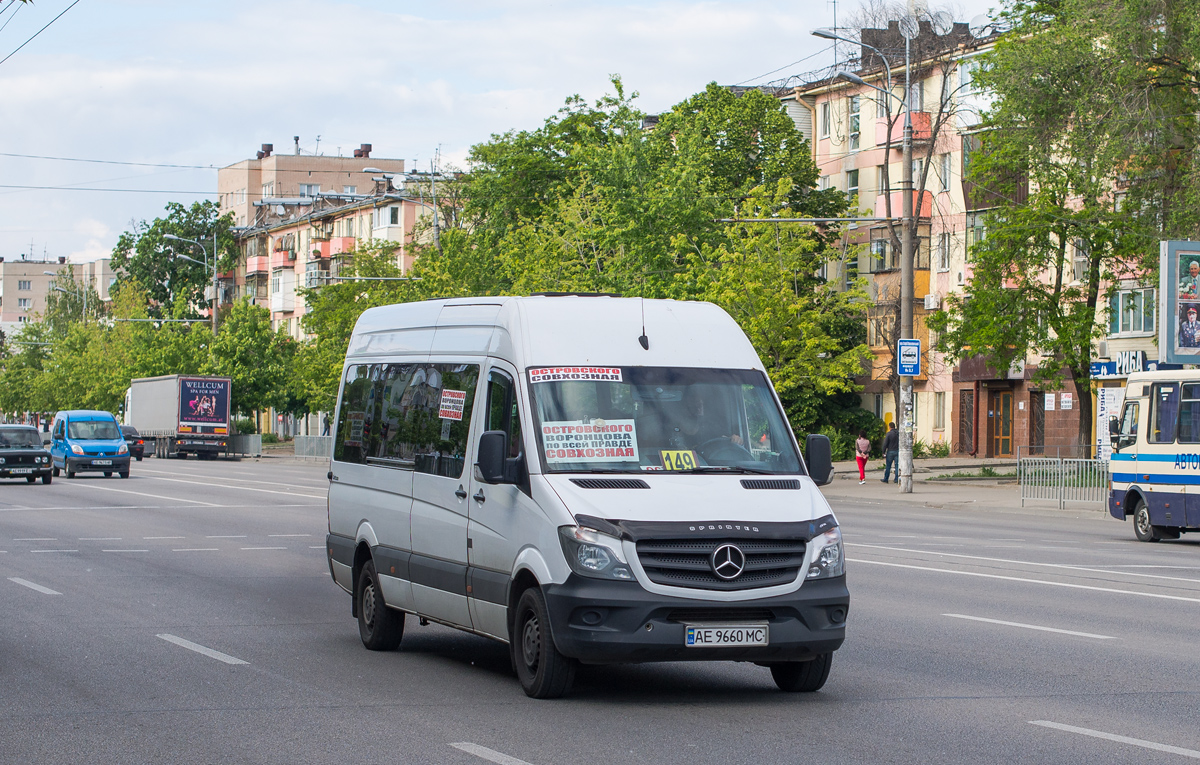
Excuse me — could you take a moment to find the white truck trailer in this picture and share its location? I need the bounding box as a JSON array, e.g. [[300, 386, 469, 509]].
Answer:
[[126, 375, 232, 459]]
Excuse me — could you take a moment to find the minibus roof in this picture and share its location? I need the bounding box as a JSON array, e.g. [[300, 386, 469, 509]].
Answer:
[[350, 296, 764, 370]]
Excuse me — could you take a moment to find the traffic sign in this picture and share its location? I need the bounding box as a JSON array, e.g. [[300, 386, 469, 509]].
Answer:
[[897, 339, 921, 376]]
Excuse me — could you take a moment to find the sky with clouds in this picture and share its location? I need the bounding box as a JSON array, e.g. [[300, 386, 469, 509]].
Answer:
[[0, 0, 998, 263]]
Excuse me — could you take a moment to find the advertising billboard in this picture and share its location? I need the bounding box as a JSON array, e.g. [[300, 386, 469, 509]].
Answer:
[[1160, 240, 1200, 364], [178, 377, 231, 428]]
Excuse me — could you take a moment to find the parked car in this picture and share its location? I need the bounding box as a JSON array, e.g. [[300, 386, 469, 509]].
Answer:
[[120, 425, 145, 461], [0, 425, 53, 484], [49, 410, 130, 479]]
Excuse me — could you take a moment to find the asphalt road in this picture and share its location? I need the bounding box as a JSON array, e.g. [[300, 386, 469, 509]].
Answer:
[[2, 459, 1198, 764]]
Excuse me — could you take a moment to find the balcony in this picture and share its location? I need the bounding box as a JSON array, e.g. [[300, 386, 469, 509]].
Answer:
[[304, 270, 330, 289], [875, 111, 932, 147], [245, 255, 268, 275], [873, 190, 933, 219]]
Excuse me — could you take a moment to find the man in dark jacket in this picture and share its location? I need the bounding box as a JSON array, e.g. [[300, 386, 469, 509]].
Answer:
[[881, 422, 899, 483]]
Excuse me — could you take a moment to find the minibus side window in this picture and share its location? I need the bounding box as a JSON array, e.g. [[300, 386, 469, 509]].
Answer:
[[333, 365, 376, 464], [1150, 383, 1180, 444], [1118, 401, 1139, 449], [405, 364, 479, 478], [487, 370, 523, 458], [1179, 384, 1200, 443], [375, 363, 419, 464]]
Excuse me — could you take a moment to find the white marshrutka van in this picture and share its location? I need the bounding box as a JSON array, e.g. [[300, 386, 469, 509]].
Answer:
[[325, 296, 848, 697]]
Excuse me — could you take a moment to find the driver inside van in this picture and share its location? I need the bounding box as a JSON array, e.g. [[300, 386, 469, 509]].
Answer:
[[670, 387, 743, 450]]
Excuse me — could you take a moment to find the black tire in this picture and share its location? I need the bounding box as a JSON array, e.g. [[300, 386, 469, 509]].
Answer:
[[511, 587, 576, 699], [66, 467, 75, 479], [25, 476, 35, 483], [41, 474, 51, 485], [770, 653, 833, 692], [52, 466, 60, 477], [104, 472, 112, 477], [1133, 501, 1162, 543], [119, 471, 129, 479], [136, 456, 143, 462], [356, 560, 403, 651]]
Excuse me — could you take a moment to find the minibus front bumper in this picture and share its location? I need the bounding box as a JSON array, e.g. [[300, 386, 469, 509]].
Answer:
[[542, 575, 849, 665]]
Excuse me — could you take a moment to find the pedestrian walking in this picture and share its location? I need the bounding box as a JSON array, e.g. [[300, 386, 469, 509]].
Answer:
[[881, 422, 899, 484], [855, 430, 871, 484]]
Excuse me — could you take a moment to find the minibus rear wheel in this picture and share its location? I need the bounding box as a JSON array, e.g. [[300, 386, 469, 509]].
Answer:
[[356, 560, 403, 651], [512, 587, 576, 699], [1133, 501, 1162, 543], [770, 653, 832, 692]]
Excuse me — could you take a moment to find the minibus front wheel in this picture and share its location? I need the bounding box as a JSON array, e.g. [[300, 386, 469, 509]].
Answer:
[[769, 653, 833, 692], [1133, 501, 1163, 543], [512, 588, 576, 699]]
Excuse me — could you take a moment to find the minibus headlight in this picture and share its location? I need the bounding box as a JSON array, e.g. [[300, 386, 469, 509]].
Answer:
[[806, 527, 844, 579], [559, 526, 633, 581], [70, 444, 84, 455], [118, 443, 129, 455]]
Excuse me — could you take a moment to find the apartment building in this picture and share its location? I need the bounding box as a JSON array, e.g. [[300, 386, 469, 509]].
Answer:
[[780, 20, 1072, 457], [218, 139, 407, 227]]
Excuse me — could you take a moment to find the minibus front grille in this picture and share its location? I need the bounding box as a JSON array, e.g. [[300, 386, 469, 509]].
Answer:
[[740, 479, 801, 490], [636, 538, 806, 591], [570, 478, 650, 490]]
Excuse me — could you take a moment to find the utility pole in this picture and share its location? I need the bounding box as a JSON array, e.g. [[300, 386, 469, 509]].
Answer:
[[898, 21, 917, 494], [212, 228, 219, 336]]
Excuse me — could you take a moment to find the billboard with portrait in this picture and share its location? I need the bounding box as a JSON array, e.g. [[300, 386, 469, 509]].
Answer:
[[1160, 241, 1200, 363]]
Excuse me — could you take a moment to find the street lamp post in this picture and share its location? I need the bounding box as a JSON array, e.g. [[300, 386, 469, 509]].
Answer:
[[819, 24, 917, 494], [163, 232, 219, 335]]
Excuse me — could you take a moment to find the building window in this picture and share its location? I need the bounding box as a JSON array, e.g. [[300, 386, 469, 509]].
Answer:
[[937, 232, 951, 271], [874, 393, 883, 420], [390, 206, 399, 225], [1109, 288, 1155, 336], [846, 169, 859, 203], [17, 280, 31, 290], [848, 95, 861, 151], [299, 183, 320, 198], [1072, 239, 1090, 283], [343, 185, 356, 195], [271, 275, 280, 294], [938, 153, 951, 192], [820, 101, 830, 138], [876, 164, 887, 195], [345, 217, 355, 238], [868, 314, 894, 347], [906, 79, 924, 112], [819, 175, 831, 190], [258, 184, 270, 200], [966, 211, 987, 261], [17, 315, 26, 323], [934, 392, 946, 430], [18, 298, 31, 310]]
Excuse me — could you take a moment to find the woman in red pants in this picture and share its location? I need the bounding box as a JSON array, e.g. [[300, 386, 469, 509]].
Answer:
[[855, 430, 870, 484]]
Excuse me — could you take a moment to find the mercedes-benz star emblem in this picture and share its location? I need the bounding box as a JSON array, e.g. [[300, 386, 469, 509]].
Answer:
[[710, 544, 746, 580]]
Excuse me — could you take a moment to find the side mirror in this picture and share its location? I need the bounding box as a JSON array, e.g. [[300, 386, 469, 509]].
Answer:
[[805, 434, 834, 487], [476, 430, 510, 484], [1108, 415, 1120, 447]]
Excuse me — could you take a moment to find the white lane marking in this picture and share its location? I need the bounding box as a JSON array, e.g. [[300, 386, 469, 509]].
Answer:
[[8, 577, 61, 595], [144, 536, 185, 540], [943, 613, 1116, 640], [1030, 721, 1200, 759], [268, 534, 310, 537], [156, 634, 248, 665], [103, 549, 149, 553], [81, 483, 219, 506], [30, 549, 78, 553], [136, 467, 327, 489], [309, 545, 325, 549], [172, 548, 219, 552], [14, 537, 56, 541], [206, 535, 246, 539], [79, 537, 121, 541], [240, 546, 286, 550], [848, 558, 1200, 604], [847, 543, 1200, 586], [139, 474, 324, 499], [449, 743, 537, 765]]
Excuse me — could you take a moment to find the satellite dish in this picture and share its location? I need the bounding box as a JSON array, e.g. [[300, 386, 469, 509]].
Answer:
[[969, 14, 992, 38], [932, 11, 954, 36], [274, 205, 286, 215], [898, 15, 920, 40]]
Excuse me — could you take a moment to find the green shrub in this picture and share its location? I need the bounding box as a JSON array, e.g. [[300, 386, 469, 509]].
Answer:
[[912, 438, 929, 459], [928, 440, 951, 458], [819, 425, 856, 461], [261, 433, 279, 444], [234, 418, 256, 435]]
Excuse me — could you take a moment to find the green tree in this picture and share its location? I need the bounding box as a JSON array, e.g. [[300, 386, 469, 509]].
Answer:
[[42, 266, 103, 337], [205, 298, 291, 416], [111, 201, 238, 317]]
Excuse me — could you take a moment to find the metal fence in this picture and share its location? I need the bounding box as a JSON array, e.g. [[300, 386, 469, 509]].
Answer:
[[294, 435, 332, 459], [1019, 457, 1109, 509], [227, 434, 262, 458]]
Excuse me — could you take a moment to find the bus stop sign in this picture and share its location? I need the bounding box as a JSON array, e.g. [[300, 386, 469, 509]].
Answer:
[[897, 339, 921, 376]]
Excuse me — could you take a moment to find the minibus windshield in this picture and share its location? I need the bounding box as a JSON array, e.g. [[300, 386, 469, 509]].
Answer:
[[68, 420, 120, 440], [529, 367, 803, 474]]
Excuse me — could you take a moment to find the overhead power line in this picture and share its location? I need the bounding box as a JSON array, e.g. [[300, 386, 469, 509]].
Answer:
[[0, 0, 83, 69], [0, 152, 214, 169], [0, 183, 213, 194]]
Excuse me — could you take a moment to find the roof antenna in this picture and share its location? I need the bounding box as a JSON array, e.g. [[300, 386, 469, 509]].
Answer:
[[638, 297, 649, 350]]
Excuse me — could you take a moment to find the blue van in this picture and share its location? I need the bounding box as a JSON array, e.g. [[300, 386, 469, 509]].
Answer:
[[50, 410, 130, 479]]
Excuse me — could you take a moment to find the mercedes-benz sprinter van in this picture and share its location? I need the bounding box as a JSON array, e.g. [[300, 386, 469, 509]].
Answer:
[[325, 296, 848, 698]]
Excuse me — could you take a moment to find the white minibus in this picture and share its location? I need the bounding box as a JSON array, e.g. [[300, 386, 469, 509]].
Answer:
[[1110, 369, 1200, 541], [324, 296, 848, 697]]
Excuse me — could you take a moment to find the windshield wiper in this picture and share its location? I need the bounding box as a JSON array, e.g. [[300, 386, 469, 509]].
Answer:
[[670, 466, 777, 475]]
